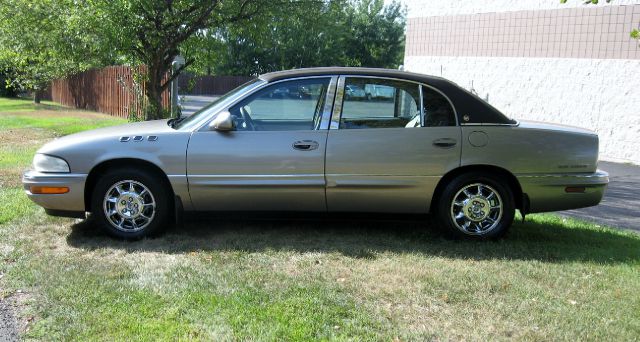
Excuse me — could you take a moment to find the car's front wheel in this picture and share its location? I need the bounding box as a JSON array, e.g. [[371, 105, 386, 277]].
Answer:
[[436, 172, 515, 239], [91, 168, 170, 239]]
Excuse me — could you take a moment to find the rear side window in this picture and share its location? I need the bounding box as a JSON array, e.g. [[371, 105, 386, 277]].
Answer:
[[422, 86, 456, 127], [339, 78, 421, 129]]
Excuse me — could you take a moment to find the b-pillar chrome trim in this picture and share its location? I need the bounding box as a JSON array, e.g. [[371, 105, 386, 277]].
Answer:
[[319, 76, 338, 130], [330, 76, 346, 130]]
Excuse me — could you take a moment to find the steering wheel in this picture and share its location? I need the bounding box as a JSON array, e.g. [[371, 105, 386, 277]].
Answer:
[[239, 106, 256, 131]]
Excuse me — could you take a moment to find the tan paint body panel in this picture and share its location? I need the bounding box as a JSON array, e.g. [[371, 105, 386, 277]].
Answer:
[[21, 68, 608, 218], [325, 127, 461, 213], [460, 122, 607, 212], [187, 130, 328, 211]]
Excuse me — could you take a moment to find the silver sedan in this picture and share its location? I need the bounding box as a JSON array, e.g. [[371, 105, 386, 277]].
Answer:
[[22, 67, 608, 239]]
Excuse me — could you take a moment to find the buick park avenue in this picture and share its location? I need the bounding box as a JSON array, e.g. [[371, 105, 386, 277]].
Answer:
[[23, 67, 609, 239]]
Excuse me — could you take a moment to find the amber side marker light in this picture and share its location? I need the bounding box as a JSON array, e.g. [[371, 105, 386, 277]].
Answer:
[[30, 186, 69, 194], [565, 186, 586, 193]]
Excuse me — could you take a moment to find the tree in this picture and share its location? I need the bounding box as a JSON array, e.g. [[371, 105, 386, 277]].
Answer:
[[0, 0, 404, 119], [0, 0, 113, 103], [343, 0, 406, 69], [94, 0, 269, 120], [199, 0, 406, 76]]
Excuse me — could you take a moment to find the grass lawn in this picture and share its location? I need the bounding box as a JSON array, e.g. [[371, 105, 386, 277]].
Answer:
[[1, 97, 639, 340]]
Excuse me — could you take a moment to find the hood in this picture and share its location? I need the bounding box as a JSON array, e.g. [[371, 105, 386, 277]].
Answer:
[[38, 119, 174, 155], [517, 120, 596, 136]]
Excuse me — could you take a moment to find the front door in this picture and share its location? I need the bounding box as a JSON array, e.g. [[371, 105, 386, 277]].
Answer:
[[187, 77, 335, 211], [325, 76, 462, 213]]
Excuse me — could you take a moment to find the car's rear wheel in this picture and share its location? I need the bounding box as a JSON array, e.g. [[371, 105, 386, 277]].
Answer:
[[91, 168, 170, 239], [436, 172, 515, 239]]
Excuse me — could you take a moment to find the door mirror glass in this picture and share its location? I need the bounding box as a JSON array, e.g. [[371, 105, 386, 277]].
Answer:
[[209, 111, 235, 131]]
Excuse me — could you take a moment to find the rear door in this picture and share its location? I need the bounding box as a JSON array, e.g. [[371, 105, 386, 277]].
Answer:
[[325, 76, 461, 213], [187, 76, 336, 211]]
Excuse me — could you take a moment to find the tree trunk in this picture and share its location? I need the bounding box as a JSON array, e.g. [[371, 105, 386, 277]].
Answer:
[[33, 89, 42, 104], [144, 80, 164, 120], [144, 59, 170, 120]]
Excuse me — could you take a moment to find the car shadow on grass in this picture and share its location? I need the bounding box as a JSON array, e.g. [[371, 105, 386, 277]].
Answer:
[[66, 214, 640, 264]]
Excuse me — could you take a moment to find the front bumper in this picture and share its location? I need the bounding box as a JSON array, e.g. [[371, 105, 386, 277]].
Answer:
[[517, 170, 609, 213], [22, 170, 88, 214]]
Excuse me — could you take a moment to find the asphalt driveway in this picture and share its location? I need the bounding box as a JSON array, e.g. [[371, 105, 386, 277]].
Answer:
[[560, 161, 639, 232], [0, 297, 17, 342], [179, 95, 219, 116]]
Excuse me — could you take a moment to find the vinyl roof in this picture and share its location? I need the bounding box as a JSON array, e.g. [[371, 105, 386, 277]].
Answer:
[[259, 67, 515, 125], [259, 67, 447, 84]]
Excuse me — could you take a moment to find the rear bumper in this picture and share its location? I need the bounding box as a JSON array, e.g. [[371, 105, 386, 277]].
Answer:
[[22, 171, 87, 214], [517, 170, 609, 213]]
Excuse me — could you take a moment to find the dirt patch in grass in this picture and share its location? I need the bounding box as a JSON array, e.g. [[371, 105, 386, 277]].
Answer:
[[0, 127, 53, 146], [0, 128, 55, 188]]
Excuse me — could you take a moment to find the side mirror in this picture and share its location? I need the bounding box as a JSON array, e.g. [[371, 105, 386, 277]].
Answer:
[[209, 111, 234, 131]]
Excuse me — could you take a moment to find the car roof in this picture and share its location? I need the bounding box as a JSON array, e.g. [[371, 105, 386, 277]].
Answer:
[[259, 67, 447, 84], [258, 67, 515, 125]]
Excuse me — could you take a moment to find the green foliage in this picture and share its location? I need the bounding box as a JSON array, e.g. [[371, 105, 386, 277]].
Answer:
[[92, 0, 269, 120], [0, 0, 114, 100], [0, 0, 406, 118], [192, 0, 406, 75], [0, 71, 18, 97]]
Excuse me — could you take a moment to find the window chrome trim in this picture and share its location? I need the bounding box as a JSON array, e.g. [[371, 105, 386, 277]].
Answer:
[[319, 76, 338, 130], [196, 75, 336, 132], [330, 74, 460, 130], [330, 76, 346, 130], [418, 84, 424, 128], [460, 122, 520, 127]]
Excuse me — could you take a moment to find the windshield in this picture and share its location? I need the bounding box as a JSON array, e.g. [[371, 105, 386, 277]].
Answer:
[[173, 78, 261, 130]]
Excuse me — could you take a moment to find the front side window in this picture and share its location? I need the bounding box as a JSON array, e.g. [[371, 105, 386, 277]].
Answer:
[[339, 78, 421, 129], [229, 78, 330, 131]]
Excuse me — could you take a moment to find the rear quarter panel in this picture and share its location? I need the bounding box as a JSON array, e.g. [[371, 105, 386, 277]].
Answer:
[[460, 124, 599, 174], [460, 122, 604, 213]]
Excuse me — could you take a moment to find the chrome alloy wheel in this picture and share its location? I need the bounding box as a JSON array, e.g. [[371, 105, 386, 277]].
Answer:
[[450, 183, 503, 235], [103, 180, 156, 232]]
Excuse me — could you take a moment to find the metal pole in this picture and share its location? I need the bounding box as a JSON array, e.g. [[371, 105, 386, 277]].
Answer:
[[170, 61, 179, 118]]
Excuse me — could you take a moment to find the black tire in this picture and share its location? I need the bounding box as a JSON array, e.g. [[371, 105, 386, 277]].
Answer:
[[435, 172, 515, 240], [91, 168, 171, 239]]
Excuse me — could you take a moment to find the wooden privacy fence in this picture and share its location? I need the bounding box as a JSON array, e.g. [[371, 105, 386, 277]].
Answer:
[[178, 74, 253, 95], [47, 66, 252, 117], [48, 66, 170, 118]]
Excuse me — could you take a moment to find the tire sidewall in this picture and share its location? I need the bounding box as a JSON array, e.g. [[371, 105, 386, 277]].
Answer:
[[437, 172, 515, 240], [91, 168, 170, 239]]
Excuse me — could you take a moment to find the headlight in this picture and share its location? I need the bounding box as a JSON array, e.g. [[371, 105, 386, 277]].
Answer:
[[33, 154, 70, 173]]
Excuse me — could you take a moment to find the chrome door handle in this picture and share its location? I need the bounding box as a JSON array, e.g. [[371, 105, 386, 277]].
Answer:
[[292, 140, 319, 151], [433, 138, 457, 148]]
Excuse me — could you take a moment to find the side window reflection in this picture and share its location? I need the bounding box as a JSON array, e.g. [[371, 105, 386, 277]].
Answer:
[[340, 78, 421, 129], [230, 78, 330, 131]]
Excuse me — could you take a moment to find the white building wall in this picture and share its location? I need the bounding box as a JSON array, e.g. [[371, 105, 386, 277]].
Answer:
[[404, 0, 640, 18], [404, 56, 640, 163], [404, 1, 640, 164]]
